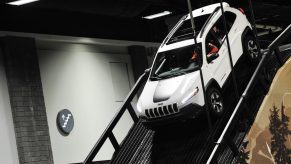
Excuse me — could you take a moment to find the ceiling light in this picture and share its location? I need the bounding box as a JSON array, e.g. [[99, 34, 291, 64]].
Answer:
[[7, 0, 39, 6], [143, 11, 172, 19]]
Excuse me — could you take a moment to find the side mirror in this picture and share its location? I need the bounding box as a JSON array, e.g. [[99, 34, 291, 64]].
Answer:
[[145, 68, 151, 74]]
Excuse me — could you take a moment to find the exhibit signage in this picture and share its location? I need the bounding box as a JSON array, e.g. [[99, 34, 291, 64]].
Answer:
[[57, 109, 74, 135]]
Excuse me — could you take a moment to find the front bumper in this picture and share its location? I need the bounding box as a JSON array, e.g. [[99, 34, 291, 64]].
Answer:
[[141, 103, 204, 127]]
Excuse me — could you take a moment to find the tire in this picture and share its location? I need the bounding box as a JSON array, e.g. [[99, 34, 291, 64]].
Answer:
[[206, 87, 224, 118], [243, 35, 260, 62]]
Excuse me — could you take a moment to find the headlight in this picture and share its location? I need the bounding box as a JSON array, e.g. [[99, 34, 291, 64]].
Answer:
[[181, 87, 199, 104], [136, 103, 142, 113]]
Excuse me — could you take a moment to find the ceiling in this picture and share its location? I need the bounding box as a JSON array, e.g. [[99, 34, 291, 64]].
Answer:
[[0, 0, 290, 43]]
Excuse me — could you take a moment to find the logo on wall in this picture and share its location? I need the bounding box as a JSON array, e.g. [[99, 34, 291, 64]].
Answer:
[[57, 109, 74, 135]]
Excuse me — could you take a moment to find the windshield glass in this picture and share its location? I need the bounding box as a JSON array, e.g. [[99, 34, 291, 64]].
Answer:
[[150, 44, 202, 80], [167, 14, 210, 44]]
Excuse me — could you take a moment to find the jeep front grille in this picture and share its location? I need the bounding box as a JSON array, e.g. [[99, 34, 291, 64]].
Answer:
[[145, 103, 179, 119]]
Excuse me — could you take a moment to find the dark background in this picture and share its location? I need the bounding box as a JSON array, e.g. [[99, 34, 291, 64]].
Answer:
[[0, 0, 290, 43]]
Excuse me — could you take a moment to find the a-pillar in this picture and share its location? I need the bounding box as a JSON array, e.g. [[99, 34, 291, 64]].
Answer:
[[128, 45, 149, 81]]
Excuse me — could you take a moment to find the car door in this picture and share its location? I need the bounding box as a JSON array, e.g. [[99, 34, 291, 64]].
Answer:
[[203, 10, 238, 87], [203, 13, 230, 87]]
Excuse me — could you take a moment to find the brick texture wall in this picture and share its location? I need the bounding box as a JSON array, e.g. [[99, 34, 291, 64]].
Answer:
[[1, 36, 54, 164]]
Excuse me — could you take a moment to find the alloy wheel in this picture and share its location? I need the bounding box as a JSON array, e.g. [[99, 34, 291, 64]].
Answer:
[[210, 91, 223, 114], [247, 40, 259, 59]]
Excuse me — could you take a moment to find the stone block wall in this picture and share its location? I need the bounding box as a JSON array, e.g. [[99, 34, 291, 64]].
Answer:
[[1, 36, 53, 164]]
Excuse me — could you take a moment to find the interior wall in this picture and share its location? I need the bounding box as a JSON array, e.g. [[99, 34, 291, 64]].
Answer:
[[37, 42, 135, 163], [0, 49, 19, 164]]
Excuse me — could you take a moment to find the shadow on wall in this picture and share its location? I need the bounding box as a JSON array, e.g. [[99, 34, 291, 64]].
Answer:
[[237, 57, 291, 164]]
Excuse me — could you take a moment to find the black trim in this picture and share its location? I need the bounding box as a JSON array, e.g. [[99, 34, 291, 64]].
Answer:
[[241, 27, 253, 44]]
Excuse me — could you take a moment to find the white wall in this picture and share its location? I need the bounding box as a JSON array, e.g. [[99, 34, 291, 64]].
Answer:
[[0, 50, 19, 164], [37, 42, 136, 164]]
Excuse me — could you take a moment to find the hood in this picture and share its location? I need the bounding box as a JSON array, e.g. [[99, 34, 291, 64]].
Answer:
[[137, 71, 201, 111], [153, 75, 185, 103]]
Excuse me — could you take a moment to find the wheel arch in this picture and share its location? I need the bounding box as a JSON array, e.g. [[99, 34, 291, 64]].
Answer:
[[241, 26, 255, 43], [205, 79, 221, 92]]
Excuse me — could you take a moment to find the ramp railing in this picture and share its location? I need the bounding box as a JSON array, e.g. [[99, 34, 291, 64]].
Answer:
[[83, 70, 150, 163]]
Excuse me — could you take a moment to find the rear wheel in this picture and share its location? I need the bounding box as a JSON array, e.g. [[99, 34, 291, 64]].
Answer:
[[243, 35, 260, 62], [206, 87, 224, 118]]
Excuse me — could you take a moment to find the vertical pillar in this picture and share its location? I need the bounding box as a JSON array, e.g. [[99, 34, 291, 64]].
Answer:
[[1, 36, 54, 164], [128, 45, 149, 81]]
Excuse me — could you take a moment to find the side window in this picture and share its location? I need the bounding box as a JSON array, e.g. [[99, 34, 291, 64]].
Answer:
[[225, 12, 236, 31], [204, 11, 236, 63], [204, 16, 224, 62]]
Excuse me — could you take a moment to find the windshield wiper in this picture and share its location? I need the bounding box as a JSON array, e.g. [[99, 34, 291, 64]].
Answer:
[[162, 71, 186, 79], [150, 76, 162, 80]]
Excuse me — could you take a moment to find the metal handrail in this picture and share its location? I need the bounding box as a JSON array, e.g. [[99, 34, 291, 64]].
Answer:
[[83, 70, 150, 163], [268, 24, 291, 52], [206, 51, 268, 164], [206, 24, 291, 164]]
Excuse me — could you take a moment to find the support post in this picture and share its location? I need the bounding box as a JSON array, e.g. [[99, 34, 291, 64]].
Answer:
[[109, 132, 120, 151], [187, 0, 212, 130]]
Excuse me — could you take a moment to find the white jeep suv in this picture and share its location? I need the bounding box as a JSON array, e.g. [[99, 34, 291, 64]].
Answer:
[[136, 3, 259, 125]]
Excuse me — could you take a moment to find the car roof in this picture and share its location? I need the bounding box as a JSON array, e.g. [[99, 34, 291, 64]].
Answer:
[[185, 2, 229, 20], [158, 2, 230, 53]]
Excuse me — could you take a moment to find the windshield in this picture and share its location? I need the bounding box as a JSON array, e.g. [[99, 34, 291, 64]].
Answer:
[[167, 14, 210, 44], [150, 44, 202, 80]]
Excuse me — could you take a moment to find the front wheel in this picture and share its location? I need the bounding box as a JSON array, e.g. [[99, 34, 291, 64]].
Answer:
[[243, 35, 260, 62], [206, 87, 224, 118]]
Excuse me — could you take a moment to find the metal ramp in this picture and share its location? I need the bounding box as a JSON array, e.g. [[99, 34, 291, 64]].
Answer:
[[83, 0, 291, 162]]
